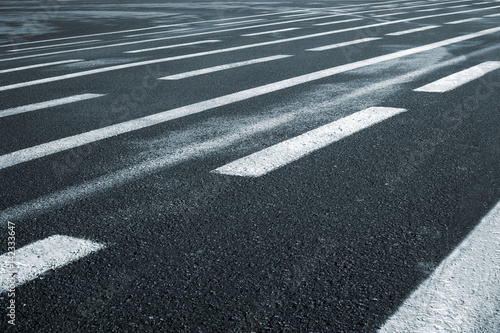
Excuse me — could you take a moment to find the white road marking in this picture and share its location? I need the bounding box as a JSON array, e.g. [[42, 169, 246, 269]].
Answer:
[[0, 59, 83, 74], [306, 37, 382, 51], [372, 11, 410, 17], [212, 107, 406, 177], [378, 200, 500, 333], [159, 54, 292, 80], [313, 18, 364, 26], [0, 94, 105, 118], [216, 19, 265, 26], [7, 39, 101, 53], [448, 4, 470, 7], [484, 12, 500, 16], [124, 39, 222, 54], [242, 27, 301, 37], [414, 61, 500, 92], [0, 235, 105, 293], [122, 27, 194, 38], [386, 25, 441, 36], [337, 0, 471, 16], [417, 7, 444, 12], [280, 12, 320, 18], [444, 17, 482, 24], [0, 26, 499, 169]]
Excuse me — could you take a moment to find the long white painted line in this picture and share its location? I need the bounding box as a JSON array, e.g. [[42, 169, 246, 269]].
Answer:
[[159, 54, 292, 80], [444, 17, 482, 24], [212, 107, 406, 177], [313, 18, 364, 26], [417, 7, 443, 12], [484, 12, 500, 16], [216, 18, 265, 26], [242, 27, 301, 37], [124, 39, 221, 54], [0, 235, 105, 293], [372, 11, 410, 17], [0, 59, 83, 74], [122, 27, 194, 38], [1, 26, 499, 170], [0, 94, 105, 118], [306, 37, 382, 51], [448, 3, 470, 7], [334, 0, 471, 16], [280, 12, 321, 18], [378, 200, 500, 333], [386, 25, 441, 36], [414, 61, 500, 92], [7, 39, 101, 53]]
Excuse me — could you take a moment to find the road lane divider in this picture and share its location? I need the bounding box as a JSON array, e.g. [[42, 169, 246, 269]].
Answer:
[[1, 26, 500, 169], [378, 200, 500, 332], [6, 39, 101, 53], [414, 61, 500, 92], [242, 27, 301, 37], [159, 54, 292, 80], [216, 19, 265, 26], [386, 25, 441, 36], [124, 39, 222, 54], [211, 107, 406, 177], [444, 17, 483, 24], [372, 11, 409, 18], [0, 59, 83, 74], [0, 94, 105, 118], [306, 37, 381, 51], [0, 235, 105, 293], [313, 18, 364, 26]]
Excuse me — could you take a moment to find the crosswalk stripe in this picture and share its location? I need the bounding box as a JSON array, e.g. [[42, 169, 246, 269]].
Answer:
[[0, 94, 105, 118], [124, 39, 222, 54], [378, 200, 500, 332], [0, 26, 499, 170], [313, 18, 364, 26], [7, 39, 101, 53], [212, 107, 406, 177], [0, 59, 83, 74], [159, 55, 292, 80], [306, 37, 381, 51], [0, 235, 105, 293], [242, 27, 301, 37], [414, 61, 500, 92], [444, 17, 482, 24], [386, 25, 441, 36]]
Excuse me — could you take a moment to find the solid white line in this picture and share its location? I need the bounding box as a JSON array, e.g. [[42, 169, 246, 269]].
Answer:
[[386, 25, 441, 36], [7, 39, 101, 53], [313, 18, 364, 26], [123, 27, 194, 38], [216, 19, 265, 26], [280, 12, 320, 18], [414, 61, 500, 92], [378, 200, 500, 332], [372, 11, 410, 17], [0, 235, 104, 293], [416, 7, 443, 12], [0, 59, 83, 74], [448, 3, 470, 7], [0, 26, 500, 169], [306, 37, 382, 51], [444, 17, 482, 24], [484, 12, 500, 16], [0, 94, 105, 118], [242, 27, 301, 37], [212, 107, 406, 177], [336, 0, 470, 16], [124, 39, 221, 54], [159, 55, 292, 80]]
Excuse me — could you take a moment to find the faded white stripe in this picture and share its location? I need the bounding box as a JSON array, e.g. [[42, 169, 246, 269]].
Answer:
[[124, 39, 221, 54], [307, 37, 381, 51], [0, 94, 105, 118], [212, 107, 406, 177], [242, 27, 301, 36], [386, 25, 440, 36], [0, 235, 104, 293], [313, 18, 364, 26], [7, 39, 101, 53], [0, 59, 83, 74], [414, 61, 500, 92], [444, 17, 482, 24]]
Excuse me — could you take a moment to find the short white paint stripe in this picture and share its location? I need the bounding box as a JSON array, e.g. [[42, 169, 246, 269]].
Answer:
[[0, 20, 499, 93], [159, 55, 292, 80], [0, 26, 499, 170], [307, 37, 382, 51], [123, 27, 194, 38], [7, 39, 101, 53], [378, 200, 500, 333], [0, 94, 105, 118], [448, 3, 470, 7], [484, 12, 500, 16], [336, 0, 470, 16], [242, 27, 301, 36], [444, 17, 482, 24], [0, 59, 83, 74], [386, 25, 441, 36], [212, 107, 406, 177], [280, 12, 321, 18], [417, 7, 445, 12], [313, 18, 364, 26], [216, 18, 265, 26], [0, 235, 104, 293], [372, 11, 410, 17], [414, 61, 500, 92], [124, 39, 221, 54]]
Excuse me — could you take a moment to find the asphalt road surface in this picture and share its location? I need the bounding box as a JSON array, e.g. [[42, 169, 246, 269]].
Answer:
[[1, 0, 499, 332]]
